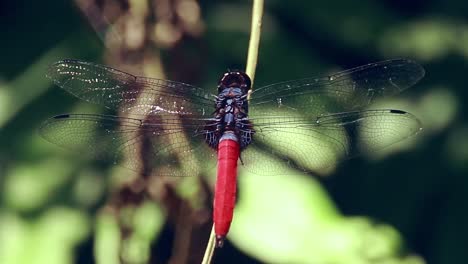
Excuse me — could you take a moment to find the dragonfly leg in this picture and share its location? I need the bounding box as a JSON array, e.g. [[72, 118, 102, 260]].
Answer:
[[239, 154, 245, 165]]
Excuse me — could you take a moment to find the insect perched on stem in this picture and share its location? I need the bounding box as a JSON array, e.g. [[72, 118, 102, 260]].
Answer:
[[40, 58, 424, 247]]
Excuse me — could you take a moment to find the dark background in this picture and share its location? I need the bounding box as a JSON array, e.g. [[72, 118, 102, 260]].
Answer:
[[1, 0, 467, 263]]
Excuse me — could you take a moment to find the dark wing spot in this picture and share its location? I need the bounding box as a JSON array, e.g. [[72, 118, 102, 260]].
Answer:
[[389, 109, 407, 114], [53, 114, 71, 119]]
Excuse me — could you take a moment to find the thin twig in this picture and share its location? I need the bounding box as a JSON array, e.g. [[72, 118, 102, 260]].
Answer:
[[201, 225, 216, 264], [246, 0, 264, 99], [201, 0, 264, 263]]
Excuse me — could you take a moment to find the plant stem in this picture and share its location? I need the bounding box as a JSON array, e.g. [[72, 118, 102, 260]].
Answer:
[[246, 0, 264, 99], [202, 0, 264, 263], [201, 226, 216, 264]]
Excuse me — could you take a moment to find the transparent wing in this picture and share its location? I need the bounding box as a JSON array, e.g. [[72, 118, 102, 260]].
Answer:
[[240, 109, 422, 176], [47, 59, 215, 117], [242, 59, 424, 175], [39, 113, 216, 176], [249, 59, 425, 114], [43, 59, 424, 177]]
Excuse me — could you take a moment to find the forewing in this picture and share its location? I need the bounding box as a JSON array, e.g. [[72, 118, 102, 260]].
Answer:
[[39, 114, 216, 176], [240, 109, 422, 176], [249, 59, 424, 115], [47, 59, 215, 116]]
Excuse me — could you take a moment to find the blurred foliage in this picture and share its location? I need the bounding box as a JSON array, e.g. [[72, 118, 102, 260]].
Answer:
[[1, 0, 468, 264]]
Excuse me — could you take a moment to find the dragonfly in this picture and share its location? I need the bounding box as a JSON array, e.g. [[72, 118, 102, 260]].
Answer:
[[39, 59, 424, 247]]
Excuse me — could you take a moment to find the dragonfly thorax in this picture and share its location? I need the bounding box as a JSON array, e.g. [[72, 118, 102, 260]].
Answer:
[[217, 93, 246, 130], [202, 72, 255, 150]]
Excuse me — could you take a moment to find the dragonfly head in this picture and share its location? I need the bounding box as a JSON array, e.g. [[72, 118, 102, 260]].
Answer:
[[218, 70, 251, 95]]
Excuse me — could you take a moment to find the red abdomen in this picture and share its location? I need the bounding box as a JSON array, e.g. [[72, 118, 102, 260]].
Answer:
[[214, 138, 240, 246]]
